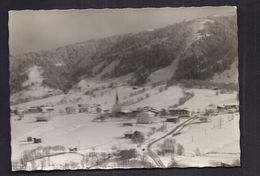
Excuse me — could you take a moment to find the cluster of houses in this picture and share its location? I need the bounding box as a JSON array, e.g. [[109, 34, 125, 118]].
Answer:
[[11, 105, 55, 121], [64, 103, 102, 114]]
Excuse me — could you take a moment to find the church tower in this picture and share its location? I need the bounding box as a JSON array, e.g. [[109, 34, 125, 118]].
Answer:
[[112, 89, 122, 116]]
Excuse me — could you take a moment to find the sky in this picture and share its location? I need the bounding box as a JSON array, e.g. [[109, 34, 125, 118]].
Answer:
[[9, 6, 236, 55]]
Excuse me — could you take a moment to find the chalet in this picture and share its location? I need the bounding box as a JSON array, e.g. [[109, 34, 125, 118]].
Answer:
[[199, 116, 209, 123], [142, 106, 160, 115], [205, 104, 218, 115], [136, 111, 154, 124], [79, 107, 89, 113], [36, 115, 49, 122], [166, 116, 179, 123], [161, 139, 176, 153], [27, 136, 33, 142], [217, 105, 225, 112], [78, 104, 89, 113], [41, 106, 55, 113], [212, 87, 219, 91], [122, 122, 133, 126], [65, 106, 76, 114], [27, 106, 42, 113], [127, 110, 141, 118], [103, 109, 110, 113], [124, 131, 134, 138], [33, 137, 42, 144], [224, 104, 239, 112], [69, 147, 78, 152], [168, 107, 190, 117]]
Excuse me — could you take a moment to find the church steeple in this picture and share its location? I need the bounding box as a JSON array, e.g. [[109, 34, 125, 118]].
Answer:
[[115, 89, 119, 104]]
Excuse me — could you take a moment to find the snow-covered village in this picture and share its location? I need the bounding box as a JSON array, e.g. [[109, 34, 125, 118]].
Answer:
[[9, 7, 240, 171]]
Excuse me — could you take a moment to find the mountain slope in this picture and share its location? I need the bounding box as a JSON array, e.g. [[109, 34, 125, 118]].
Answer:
[[10, 15, 238, 99]]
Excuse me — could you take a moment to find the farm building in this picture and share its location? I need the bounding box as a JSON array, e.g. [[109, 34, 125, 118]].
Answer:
[[136, 111, 154, 124], [168, 107, 190, 117], [166, 116, 179, 123]]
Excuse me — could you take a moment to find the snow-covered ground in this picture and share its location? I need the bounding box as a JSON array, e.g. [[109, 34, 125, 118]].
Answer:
[[154, 114, 239, 167], [179, 89, 238, 111], [11, 82, 240, 170]]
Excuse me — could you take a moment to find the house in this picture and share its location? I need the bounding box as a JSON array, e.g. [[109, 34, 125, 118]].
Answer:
[[36, 115, 49, 122], [142, 106, 160, 114], [122, 122, 133, 126], [212, 87, 219, 91], [168, 107, 190, 117], [41, 106, 55, 113], [124, 131, 134, 138], [224, 104, 239, 112], [27, 106, 42, 113], [166, 116, 179, 123], [33, 137, 42, 144], [69, 147, 78, 152], [78, 104, 89, 113], [199, 116, 209, 123], [127, 110, 141, 118], [136, 111, 154, 124], [27, 136, 33, 142], [217, 105, 225, 112], [205, 104, 218, 115], [65, 106, 76, 114]]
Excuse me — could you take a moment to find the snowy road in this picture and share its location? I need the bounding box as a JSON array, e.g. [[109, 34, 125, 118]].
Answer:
[[147, 116, 198, 167]]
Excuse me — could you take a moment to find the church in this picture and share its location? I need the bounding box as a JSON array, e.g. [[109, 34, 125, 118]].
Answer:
[[111, 90, 122, 117]]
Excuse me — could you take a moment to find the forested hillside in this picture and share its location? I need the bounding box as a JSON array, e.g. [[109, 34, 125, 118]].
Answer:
[[10, 15, 238, 95]]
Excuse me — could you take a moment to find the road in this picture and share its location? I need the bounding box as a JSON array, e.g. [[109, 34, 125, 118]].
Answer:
[[146, 116, 198, 167]]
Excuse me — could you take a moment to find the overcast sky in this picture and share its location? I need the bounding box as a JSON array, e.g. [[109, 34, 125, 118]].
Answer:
[[9, 6, 236, 55]]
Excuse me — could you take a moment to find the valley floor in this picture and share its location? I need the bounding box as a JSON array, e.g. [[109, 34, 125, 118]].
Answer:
[[10, 86, 240, 170]]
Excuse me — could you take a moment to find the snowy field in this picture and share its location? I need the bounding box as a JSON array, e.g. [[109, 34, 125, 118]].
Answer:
[[11, 84, 240, 170]]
